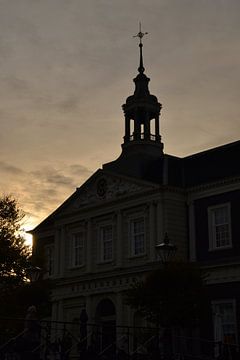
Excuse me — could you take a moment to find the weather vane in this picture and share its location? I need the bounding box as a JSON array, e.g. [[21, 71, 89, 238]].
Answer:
[[133, 22, 148, 44]]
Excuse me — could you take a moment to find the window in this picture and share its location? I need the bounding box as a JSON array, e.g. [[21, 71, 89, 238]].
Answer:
[[208, 204, 232, 250], [212, 300, 237, 345], [130, 217, 145, 256], [45, 245, 54, 276], [100, 225, 113, 262], [71, 232, 85, 267]]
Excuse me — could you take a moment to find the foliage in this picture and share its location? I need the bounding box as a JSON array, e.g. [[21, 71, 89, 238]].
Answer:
[[0, 195, 52, 345], [0, 195, 31, 289], [126, 261, 209, 328]]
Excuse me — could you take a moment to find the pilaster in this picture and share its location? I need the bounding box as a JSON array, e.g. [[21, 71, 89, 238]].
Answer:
[[188, 201, 196, 261], [149, 202, 156, 261], [86, 219, 92, 273], [156, 199, 164, 244], [116, 211, 123, 268]]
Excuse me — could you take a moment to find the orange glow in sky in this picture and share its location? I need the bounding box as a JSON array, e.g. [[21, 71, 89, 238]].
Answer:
[[1, 1, 240, 232]]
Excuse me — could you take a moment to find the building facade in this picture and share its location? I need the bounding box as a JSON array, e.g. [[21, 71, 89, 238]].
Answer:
[[32, 38, 240, 353]]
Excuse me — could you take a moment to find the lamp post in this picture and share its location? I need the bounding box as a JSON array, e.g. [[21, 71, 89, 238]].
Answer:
[[155, 232, 177, 265], [22, 265, 42, 360], [155, 233, 177, 360]]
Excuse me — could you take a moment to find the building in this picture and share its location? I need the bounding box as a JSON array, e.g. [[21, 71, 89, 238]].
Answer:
[[32, 35, 240, 355]]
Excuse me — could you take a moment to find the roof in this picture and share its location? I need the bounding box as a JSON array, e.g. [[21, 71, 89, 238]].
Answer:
[[182, 140, 240, 187]]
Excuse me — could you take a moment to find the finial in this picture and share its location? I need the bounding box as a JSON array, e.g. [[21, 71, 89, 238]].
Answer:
[[133, 22, 148, 74], [133, 22, 148, 45]]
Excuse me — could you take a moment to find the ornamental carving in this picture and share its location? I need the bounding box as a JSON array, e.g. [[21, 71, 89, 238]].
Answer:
[[74, 176, 148, 208]]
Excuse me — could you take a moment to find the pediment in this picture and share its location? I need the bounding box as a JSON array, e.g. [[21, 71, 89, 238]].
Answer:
[[62, 169, 157, 213], [32, 169, 158, 231]]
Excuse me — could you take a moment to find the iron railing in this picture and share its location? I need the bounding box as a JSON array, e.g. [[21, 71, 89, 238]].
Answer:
[[0, 318, 239, 360]]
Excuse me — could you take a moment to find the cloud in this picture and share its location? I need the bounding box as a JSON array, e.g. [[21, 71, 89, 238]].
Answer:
[[69, 164, 91, 176], [0, 0, 240, 229], [0, 160, 93, 228], [0, 161, 24, 176]]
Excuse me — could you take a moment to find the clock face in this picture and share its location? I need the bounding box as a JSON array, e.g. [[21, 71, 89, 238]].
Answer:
[[97, 179, 107, 197]]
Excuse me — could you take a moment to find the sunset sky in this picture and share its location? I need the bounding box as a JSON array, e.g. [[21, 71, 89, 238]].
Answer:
[[1, 0, 240, 242]]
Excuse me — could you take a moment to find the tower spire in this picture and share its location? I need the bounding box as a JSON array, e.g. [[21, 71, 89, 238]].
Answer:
[[133, 22, 148, 74], [122, 26, 163, 154]]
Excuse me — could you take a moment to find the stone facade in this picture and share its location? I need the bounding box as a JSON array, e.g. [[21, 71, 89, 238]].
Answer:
[[32, 39, 240, 351]]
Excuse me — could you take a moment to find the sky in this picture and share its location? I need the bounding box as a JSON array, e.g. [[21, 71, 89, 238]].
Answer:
[[0, 0, 240, 243]]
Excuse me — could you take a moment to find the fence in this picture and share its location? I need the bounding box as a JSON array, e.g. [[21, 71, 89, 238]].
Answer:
[[0, 318, 239, 360]]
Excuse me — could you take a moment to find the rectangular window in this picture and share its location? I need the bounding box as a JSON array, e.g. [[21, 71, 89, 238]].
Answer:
[[130, 217, 145, 256], [45, 245, 54, 276], [208, 204, 232, 250], [212, 300, 237, 345], [72, 232, 84, 267], [100, 225, 113, 262]]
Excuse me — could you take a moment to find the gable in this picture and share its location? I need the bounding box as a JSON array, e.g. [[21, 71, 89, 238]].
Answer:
[[65, 169, 157, 212], [32, 169, 158, 232]]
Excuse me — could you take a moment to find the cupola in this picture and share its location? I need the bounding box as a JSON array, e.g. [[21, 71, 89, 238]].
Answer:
[[122, 25, 163, 154]]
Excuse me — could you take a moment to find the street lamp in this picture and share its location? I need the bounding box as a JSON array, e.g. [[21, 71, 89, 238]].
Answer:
[[155, 233, 177, 359], [155, 233, 177, 264]]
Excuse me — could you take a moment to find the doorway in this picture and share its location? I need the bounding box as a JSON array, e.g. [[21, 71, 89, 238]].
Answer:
[[95, 298, 116, 353]]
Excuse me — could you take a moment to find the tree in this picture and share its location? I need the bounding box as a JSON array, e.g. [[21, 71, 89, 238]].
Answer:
[[0, 195, 31, 290], [0, 196, 51, 344], [126, 261, 209, 328]]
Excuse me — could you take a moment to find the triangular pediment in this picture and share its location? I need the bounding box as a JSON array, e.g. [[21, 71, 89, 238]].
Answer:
[[67, 169, 157, 211], [32, 169, 158, 232]]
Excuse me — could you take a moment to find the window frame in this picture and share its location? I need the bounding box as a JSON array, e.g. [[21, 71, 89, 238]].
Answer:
[[208, 203, 232, 251], [212, 299, 238, 345], [99, 224, 113, 263], [71, 231, 85, 268], [129, 216, 146, 257]]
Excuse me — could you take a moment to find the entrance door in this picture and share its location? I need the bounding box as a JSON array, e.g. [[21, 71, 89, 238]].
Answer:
[[95, 299, 116, 354]]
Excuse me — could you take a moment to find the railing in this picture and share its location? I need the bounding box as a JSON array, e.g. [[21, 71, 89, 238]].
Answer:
[[0, 318, 239, 360], [129, 133, 157, 142]]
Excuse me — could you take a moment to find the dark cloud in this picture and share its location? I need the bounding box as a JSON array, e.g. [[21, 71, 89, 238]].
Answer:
[[0, 161, 92, 228], [0, 161, 24, 175], [31, 167, 75, 187]]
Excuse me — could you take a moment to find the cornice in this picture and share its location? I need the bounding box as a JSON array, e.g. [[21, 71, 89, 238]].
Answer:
[[187, 176, 240, 196]]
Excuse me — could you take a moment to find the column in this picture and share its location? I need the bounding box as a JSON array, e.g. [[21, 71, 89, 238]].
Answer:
[[116, 292, 123, 327], [116, 292, 128, 352], [124, 116, 130, 142], [144, 113, 150, 140], [188, 201, 196, 261], [85, 295, 93, 345], [155, 115, 160, 141]]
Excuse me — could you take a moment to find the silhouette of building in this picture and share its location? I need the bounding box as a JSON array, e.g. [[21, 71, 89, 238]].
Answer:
[[31, 35, 240, 349]]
